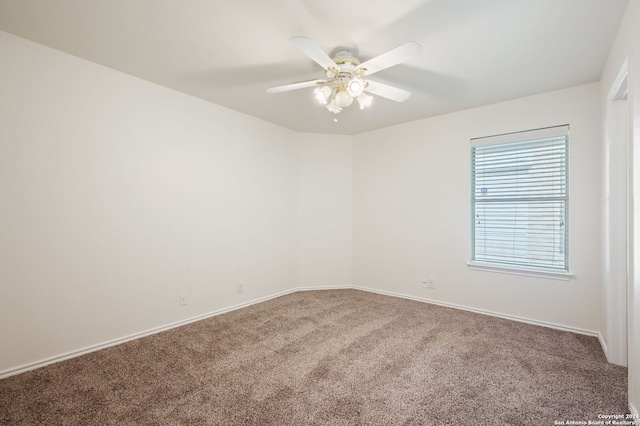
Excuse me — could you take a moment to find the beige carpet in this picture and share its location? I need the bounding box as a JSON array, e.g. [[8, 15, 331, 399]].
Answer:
[[0, 289, 628, 425]]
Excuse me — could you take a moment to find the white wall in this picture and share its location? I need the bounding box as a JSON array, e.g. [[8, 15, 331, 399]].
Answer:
[[297, 133, 352, 288], [600, 0, 640, 414], [353, 83, 603, 333], [0, 31, 301, 374]]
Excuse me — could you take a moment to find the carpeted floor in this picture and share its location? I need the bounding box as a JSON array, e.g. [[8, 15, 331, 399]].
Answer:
[[0, 289, 629, 425]]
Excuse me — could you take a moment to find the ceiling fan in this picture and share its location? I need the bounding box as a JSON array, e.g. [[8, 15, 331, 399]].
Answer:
[[267, 36, 422, 114]]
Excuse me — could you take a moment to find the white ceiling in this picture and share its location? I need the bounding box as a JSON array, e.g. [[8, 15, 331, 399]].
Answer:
[[0, 0, 629, 135]]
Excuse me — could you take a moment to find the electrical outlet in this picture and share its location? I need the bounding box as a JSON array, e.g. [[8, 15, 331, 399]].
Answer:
[[421, 278, 435, 289], [179, 293, 188, 306], [236, 281, 244, 294]]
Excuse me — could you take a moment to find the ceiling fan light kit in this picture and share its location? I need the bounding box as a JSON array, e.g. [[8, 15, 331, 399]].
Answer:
[[267, 37, 422, 115]]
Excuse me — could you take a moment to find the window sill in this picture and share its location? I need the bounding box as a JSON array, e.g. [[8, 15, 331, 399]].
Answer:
[[467, 261, 572, 281]]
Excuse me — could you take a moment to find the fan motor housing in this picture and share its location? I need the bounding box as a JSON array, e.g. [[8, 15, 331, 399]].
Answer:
[[327, 49, 360, 78]]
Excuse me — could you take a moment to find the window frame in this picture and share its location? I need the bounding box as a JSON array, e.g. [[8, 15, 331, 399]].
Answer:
[[468, 125, 572, 281]]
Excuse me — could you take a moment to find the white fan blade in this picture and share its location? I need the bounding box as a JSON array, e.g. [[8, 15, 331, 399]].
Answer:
[[365, 80, 411, 102], [357, 42, 422, 76], [290, 36, 337, 72], [266, 79, 324, 94]]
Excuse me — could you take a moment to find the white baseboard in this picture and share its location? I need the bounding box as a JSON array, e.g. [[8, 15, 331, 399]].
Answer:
[[352, 285, 600, 337], [0, 284, 603, 379], [598, 332, 609, 360], [0, 288, 298, 379], [295, 285, 352, 292]]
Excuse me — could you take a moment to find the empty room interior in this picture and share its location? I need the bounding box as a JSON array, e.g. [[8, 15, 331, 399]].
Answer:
[[1, 0, 640, 424]]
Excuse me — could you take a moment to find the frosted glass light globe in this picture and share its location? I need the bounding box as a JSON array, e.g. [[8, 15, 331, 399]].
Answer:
[[347, 79, 364, 97], [326, 99, 342, 114], [314, 86, 331, 104], [335, 90, 353, 108], [357, 92, 373, 109]]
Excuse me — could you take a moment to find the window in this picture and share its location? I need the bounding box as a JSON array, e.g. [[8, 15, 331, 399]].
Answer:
[[470, 125, 569, 275]]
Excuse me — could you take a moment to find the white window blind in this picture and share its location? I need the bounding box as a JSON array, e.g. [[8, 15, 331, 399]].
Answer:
[[471, 125, 569, 271]]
